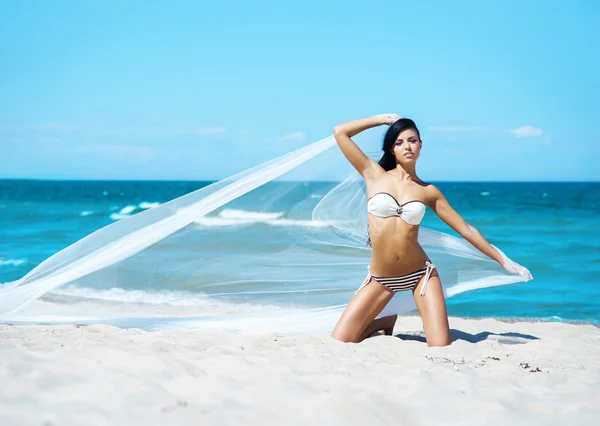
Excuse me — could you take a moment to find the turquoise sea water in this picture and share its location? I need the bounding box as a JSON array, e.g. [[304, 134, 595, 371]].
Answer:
[[0, 180, 599, 324]]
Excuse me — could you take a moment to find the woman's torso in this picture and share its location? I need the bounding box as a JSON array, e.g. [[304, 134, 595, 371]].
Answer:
[[367, 174, 431, 277]]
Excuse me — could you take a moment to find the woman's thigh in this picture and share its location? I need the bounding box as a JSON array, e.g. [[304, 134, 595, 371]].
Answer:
[[332, 278, 394, 343], [413, 272, 451, 347]]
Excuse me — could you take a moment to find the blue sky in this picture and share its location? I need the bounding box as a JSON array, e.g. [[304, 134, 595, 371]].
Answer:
[[0, 0, 598, 181]]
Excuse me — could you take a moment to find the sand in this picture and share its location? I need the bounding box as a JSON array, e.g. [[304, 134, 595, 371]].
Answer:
[[1, 316, 599, 426]]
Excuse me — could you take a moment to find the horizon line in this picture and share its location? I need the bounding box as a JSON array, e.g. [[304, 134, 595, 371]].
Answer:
[[1, 178, 598, 184]]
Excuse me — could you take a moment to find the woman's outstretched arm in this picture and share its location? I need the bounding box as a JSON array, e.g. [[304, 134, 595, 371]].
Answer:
[[333, 114, 399, 180], [426, 185, 533, 280]]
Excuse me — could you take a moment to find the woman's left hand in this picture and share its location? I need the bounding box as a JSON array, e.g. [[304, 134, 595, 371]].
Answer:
[[501, 259, 533, 281]]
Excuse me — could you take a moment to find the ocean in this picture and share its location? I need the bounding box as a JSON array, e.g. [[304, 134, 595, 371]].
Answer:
[[1, 179, 599, 326]]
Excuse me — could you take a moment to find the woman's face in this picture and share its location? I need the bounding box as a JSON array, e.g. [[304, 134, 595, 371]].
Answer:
[[391, 128, 422, 166]]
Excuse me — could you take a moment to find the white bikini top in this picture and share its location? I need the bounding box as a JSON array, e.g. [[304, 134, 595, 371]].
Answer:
[[367, 192, 426, 225]]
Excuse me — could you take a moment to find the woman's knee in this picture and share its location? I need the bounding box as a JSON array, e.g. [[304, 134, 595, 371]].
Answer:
[[331, 328, 359, 343], [426, 333, 452, 347]]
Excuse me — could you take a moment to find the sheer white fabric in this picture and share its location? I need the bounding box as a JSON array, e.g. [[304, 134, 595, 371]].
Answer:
[[0, 129, 531, 333]]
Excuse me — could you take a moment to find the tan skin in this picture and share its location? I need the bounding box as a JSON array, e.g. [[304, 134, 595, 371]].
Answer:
[[330, 114, 531, 346]]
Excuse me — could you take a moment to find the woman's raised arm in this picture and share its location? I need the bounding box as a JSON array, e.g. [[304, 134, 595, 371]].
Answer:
[[333, 114, 399, 181]]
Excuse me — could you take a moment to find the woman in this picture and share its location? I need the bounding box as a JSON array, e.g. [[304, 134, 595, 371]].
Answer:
[[331, 114, 532, 346]]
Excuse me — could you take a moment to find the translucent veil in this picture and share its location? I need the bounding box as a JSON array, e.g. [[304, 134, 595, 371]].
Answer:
[[0, 128, 531, 333]]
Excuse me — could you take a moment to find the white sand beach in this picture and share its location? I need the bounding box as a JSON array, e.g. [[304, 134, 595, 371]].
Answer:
[[1, 316, 599, 426]]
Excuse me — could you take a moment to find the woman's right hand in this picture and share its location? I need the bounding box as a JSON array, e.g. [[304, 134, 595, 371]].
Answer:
[[377, 113, 401, 126]]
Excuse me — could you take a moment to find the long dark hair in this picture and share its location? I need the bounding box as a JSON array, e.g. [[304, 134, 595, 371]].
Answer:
[[366, 118, 421, 247], [377, 118, 421, 171]]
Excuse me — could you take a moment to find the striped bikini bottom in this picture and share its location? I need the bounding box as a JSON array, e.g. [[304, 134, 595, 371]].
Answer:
[[356, 261, 436, 296]]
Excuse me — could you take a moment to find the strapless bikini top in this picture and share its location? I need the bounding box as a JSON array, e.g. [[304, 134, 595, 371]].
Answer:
[[367, 192, 426, 225]]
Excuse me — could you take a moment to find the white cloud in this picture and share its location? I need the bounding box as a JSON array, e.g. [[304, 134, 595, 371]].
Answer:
[[428, 126, 488, 132], [277, 131, 306, 142], [510, 125, 543, 138], [195, 127, 226, 135], [77, 145, 157, 162]]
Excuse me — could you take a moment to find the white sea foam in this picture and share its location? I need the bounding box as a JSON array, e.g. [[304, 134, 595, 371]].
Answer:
[[220, 209, 283, 220], [0, 258, 27, 267], [110, 213, 128, 221], [110, 205, 138, 221], [47, 286, 313, 316], [194, 217, 261, 226], [109, 202, 160, 220], [34, 285, 345, 333], [51, 286, 218, 307], [267, 218, 330, 228], [548, 315, 564, 322], [80, 210, 94, 217], [194, 209, 331, 228], [119, 205, 137, 215], [139, 201, 160, 209]]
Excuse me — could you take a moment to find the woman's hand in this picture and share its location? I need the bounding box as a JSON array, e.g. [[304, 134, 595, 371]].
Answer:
[[501, 258, 533, 281], [427, 186, 534, 282], [333, 115, 395, 179], [376, 113, 401, 126]]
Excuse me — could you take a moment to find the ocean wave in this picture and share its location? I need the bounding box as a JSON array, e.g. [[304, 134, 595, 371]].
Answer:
[[110, 201, 161, 221], [194, 209, 331, 228], [13, 284, 345, 332], [0, 258, 27, 267], [80, 210, 95, 217], [51, 286, 221, 307], [494, 316, 599, 326], [48, 286, 309, 315], [139, 201, 160, 209], [220, 209, 283, 220], [120, 205, 137, 215], [109, 208, 135, 221]]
